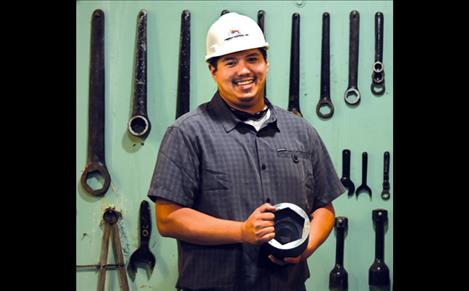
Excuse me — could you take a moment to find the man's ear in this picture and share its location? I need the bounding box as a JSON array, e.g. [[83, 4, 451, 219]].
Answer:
[[208, 64, 217, 77]]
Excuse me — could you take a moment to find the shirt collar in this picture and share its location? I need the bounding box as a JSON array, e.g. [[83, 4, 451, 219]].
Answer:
[[207, 91, 279, 133]]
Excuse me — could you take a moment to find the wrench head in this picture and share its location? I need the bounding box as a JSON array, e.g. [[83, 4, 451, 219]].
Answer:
[[127, 247, 156, 281], [356, 184, 372, 198], [340, 177, 355, 196]]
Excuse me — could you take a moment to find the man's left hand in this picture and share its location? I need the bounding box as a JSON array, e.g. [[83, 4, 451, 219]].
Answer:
[[268, 254, 304, 265]]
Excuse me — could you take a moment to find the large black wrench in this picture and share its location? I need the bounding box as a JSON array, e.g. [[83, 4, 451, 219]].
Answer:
[[128, 10, 151, 138], [127, 200, 156, 280], [176, 10, 191, 119], [340, 149, 355, 196], [371, 12, 385, 96], [356, 151, 372, 198], [369, 209, 390, 289], [344, 10, 361, 106], [288, 13, 302, 117], [257, 10, 266, 98], [316, 12, 334, 119], [80, 9, 111, 197], [329, 216, 348, 290]]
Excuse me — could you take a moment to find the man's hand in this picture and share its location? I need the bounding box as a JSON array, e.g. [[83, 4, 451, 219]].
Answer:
[[268, 254, 304, 266], [240, 203, 276, 245]]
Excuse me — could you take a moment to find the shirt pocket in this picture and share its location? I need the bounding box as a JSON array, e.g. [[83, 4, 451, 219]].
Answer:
[[200, 167, 231, 191]]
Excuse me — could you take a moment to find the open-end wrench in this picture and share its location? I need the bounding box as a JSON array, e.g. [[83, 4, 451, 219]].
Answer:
[[80, 9, 111, 197], [369, 209, 390, 289], [340, 149, 355, 196], [381, 151, 391, 200], [288, 13, 302, 117], [329, 216, 348, 290], [257, 10, 266, 98], [371, 12, 385, 96], [128, 10, 151, 138], [356, 152, 372, 198], [316, 12, 334, 119], [98, 208, 129, 291], [176, 10, 191, 119], [127, 200, 156, 280], [344, 10, 361, 106]]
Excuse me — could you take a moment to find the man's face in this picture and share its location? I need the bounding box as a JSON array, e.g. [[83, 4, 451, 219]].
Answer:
[[209, 48, 269, 111]]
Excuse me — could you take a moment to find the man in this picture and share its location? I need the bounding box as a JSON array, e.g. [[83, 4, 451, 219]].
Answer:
[[147, 12, 345, 291]]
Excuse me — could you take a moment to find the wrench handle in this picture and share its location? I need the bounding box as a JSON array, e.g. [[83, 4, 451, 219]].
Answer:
[[320, 12, 330, 99], [342, 149, 351, 178], [361, 152, 368, 185], [257, 10, 267, 98], [139, 200, 152, 248], [288, 13, 302, 117], [374, 12, 384, 63], [88, 9, 106, 164], [383, 151, 390, 184], [348, 10, 360, 88], [176, 10, 191, 119]]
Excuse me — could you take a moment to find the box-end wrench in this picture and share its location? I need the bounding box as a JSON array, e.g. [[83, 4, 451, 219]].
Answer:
[[176, 10, 191, 119], [344, 10, 361, 106], [288, 13, 302, 117], [97, 208, 129, 291], [80, 9, 111, 197], [371, 12, 385, 96], [128, 10, 151, 138], [316, 12, 334, 119], [329, 216, 348, 290]]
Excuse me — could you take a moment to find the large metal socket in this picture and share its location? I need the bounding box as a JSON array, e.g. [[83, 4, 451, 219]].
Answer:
[[265, 203, 310, 258]]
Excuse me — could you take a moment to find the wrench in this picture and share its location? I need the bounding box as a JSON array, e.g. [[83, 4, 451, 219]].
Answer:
[[329, 216, 348, 290], [371, 12, 385, 96], [128, 10, 151, 138], [127, 200, 156, 280], [98, 208, 129, 291], [316, 12, 334, 119], [221, 9, 230, 16], [381, 151, 391, 200], [288, 13, 302, 117], [176, 10, 191, 119], [257, 10, 267, 98], [356, 152, 372, 198], [80, 9, 111, 197], [344, 10, 361, 106], [369, 209, 390, 288], [340, 149, 355, 196]]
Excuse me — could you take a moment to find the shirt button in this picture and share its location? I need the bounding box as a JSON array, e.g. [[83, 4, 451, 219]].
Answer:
[[261, 164, 267, 170], [293, 155, 299, 163]]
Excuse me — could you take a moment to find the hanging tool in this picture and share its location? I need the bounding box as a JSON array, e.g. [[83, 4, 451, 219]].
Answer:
[[381, 151, 391, 200], [128, 10, 151, 138], [369, 209, 390, 290], [371, 12, 385, 96], [344, 10, 361, 106], [128, 200, 156, 280], [356, 152, 372, 198], [80, 9, 111, 197], [221, 9, 230, 16], [257, 10, 267, 98], [288, 13, 302, 117], [340, 149, 355, 196], [176, 10, 191, 119], [329, 216, 348, 290], [316, 12, 334, 119], [97, 208, 129, 291]]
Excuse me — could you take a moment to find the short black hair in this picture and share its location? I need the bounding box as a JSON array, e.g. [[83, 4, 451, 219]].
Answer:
[[208, 47, 267, 71]]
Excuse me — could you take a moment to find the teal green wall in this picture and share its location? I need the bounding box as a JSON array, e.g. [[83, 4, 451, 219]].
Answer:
[[76, 1, 393, 290]]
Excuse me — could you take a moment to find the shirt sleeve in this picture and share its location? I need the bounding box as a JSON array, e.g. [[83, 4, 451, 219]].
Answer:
[[310, 128, 346, 211], [147, 126, 200, 207]]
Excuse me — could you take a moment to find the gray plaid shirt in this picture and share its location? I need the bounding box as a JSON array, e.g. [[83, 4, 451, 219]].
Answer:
[[148, 91, 345, 291]]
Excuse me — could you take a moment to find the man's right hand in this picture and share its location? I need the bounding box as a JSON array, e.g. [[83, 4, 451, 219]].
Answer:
[[240, 203, 276, 245]]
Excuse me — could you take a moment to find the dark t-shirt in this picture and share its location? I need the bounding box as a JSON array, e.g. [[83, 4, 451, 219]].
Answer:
[[148, 92, 345, 290]]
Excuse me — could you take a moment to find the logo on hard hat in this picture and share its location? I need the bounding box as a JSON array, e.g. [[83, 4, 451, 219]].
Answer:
[[224, 28, 248, 41]]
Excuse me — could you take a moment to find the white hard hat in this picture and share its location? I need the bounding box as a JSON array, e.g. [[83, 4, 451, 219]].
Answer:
[[205, 12, 269, 61]]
